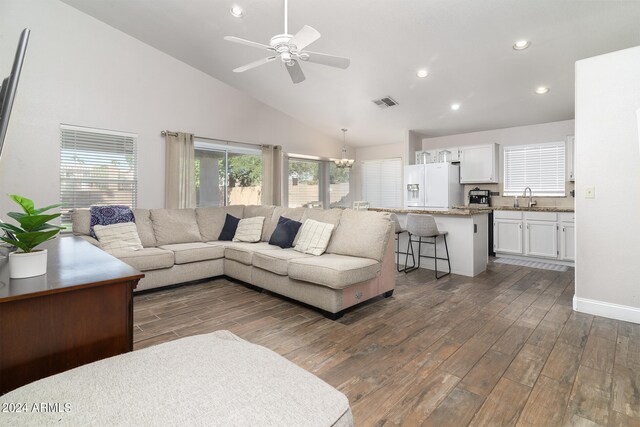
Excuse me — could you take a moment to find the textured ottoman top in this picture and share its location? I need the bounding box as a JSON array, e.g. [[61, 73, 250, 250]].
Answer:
[[0, 331, 353, 427]]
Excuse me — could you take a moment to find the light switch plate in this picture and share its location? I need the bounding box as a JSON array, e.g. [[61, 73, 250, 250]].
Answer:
[[585, 186, 595, 199]]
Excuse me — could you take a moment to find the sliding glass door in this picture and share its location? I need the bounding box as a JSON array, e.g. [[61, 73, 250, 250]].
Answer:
[[288, 159, 320, 208], [195, 141, 262, 207]]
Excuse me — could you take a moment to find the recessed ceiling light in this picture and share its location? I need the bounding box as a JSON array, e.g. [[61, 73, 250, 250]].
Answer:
[[416, 69, 428, 78], [230, 5, 244, 18], [513, 40, 531, 50], [451, 103, 460, 111], [535, 86, 550, 95]]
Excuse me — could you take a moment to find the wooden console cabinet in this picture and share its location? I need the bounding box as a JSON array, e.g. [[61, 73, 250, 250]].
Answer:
[[0, 236, 144, 395]]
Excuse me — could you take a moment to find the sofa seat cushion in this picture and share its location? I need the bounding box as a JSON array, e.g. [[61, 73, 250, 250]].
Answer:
[[214, 241, 280, 265], [107, 248, 174, 271], [253, 248, 314, 276], [159, 242, 225, 265], [288, 254, 380, 289]]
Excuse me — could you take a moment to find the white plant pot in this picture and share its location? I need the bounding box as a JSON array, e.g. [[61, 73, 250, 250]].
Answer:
[[9, 249, 48, 279]]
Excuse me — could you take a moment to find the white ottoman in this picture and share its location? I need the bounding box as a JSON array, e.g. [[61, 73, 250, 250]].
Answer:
[[0, 331, 353, 427]]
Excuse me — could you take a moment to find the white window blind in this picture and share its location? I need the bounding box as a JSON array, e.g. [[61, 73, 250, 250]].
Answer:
[[361, 158, 402, 208], [60, 125, 138, 226], [503, 142, 565, 196]]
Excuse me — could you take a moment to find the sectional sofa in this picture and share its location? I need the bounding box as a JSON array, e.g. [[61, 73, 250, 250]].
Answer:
[[71, 205, 396, 319]]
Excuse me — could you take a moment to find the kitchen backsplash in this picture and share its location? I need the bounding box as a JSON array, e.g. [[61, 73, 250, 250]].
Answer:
[[463, 182, 576, 208]]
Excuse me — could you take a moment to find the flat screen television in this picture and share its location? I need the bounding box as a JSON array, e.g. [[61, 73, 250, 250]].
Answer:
[[0, 28, 30, 162]]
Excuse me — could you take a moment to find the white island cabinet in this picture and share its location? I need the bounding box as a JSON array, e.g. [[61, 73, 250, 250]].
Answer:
[[460, 143, 499, 184]]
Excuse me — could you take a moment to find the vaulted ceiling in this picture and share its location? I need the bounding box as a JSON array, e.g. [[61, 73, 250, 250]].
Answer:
[[61, 0, 640, 146]]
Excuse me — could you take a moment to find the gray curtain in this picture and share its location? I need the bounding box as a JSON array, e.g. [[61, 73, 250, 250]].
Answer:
[[165, 132, 195, 209], [261, 145, 283, 206]]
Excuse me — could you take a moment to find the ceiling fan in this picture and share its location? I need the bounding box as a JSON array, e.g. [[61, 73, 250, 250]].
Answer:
[[224, 0, 350, 84]]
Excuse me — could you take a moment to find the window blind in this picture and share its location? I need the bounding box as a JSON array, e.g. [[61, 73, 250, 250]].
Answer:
[[503, 142, 565, 196], [361, 158, 402, 208], [60, 125, 138, 226]]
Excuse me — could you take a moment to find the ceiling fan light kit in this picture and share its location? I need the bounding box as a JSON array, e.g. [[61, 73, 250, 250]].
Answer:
[[224, 0, 350, 84], [334, 128, 355, 169]]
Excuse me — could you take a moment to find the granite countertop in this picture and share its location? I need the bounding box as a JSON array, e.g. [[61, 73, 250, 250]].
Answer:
[[368, 207, 489, 217], [453, 205, 575, 213]]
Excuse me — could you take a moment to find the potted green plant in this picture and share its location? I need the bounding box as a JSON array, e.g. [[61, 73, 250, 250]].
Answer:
[[0, 195, 63, 278]]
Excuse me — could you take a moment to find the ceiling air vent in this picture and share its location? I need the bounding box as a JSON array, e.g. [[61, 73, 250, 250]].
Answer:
[[372, 96, 399, 109]]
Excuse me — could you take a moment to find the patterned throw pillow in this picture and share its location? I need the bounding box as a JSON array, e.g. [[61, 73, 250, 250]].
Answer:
[[89, 205, 135, 239], [294, 219, 335, 256], [233, 217, 265, 243], [93, 222, 143, 251]]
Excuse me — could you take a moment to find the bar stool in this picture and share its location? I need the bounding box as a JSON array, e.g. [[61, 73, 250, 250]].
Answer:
[[390, 214, 409, 272], [404, 214, 451, 279]]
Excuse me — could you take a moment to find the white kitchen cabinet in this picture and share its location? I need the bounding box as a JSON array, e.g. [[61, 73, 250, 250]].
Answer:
[[460, 143, 499, 184], [524, 220, 558, 258], [494, 219, 523, 254], [567, 135, 575, 182], [559, 213, 575, 261]]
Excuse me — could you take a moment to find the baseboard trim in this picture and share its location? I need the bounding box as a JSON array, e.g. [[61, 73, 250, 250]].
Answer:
[[573, 296, 640, 324]]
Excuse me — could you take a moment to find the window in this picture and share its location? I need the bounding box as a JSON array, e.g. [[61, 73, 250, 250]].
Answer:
[[195, 141, 261, 207], [329, 163, 351, 208], [60, 125, 137, 227], [503, 142, 566, 196], [287, 158, 320, 208], [361, 158, 402, 208], [285, 158, 352, 208]]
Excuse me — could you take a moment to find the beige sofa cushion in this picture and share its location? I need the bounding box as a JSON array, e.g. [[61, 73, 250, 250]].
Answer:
[[159, 242, 225, 265], [71, 208, 91, 235], [294, 219, 335, 256], [327, 209, 392, 262], [301, 208, 343, 226], [196, 205, 244, 242], [222, 241, 280, 265], [132, 209, 157, 247], [253, 248, 313, 276], [151, 209, 202, 245], [107, 247, 174, 271], [288, 254, 380, 289], [244, 205, 276, 241]]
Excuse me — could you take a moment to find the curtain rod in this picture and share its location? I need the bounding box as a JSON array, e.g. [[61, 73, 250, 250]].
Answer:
[[160, 130, 266, 148]]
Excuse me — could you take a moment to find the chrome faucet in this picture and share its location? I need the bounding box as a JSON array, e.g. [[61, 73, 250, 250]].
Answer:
[[523, 187, 537, 208]]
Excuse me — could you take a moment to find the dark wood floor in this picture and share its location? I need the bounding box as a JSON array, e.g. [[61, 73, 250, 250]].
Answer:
[[133, 262, 640, 426]]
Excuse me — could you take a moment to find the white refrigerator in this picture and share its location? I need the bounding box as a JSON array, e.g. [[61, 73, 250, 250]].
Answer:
[[405, 163, 463, 209]]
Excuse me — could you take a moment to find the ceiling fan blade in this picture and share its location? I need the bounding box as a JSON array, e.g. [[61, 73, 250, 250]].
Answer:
[[286, 59, 305, 84], [224, 36, 274, 51], [289, 25, 321, 51], [301, 51, 350, 69], [233, 56, 277, 73]]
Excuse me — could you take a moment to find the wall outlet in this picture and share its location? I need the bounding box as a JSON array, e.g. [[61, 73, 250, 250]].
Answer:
[[585, 186, 595, 199]]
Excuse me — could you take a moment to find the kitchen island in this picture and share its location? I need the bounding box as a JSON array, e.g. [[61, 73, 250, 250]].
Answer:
[[370, 208, 489, 277]]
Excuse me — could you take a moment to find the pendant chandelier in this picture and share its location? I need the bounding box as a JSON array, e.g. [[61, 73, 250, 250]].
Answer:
[[334, 128, 355, 168]]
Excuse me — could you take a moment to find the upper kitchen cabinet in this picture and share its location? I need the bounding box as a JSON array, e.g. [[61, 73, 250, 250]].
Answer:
[[566, 135, 575, 182], [460, 143, 499, 183]]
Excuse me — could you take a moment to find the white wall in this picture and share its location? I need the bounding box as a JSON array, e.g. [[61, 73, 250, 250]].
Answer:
[[0, 0, 345, 215], [574, 46, 640, 322], [421, 120, 575, 152]]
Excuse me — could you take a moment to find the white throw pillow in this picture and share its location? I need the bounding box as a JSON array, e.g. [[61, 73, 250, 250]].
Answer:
[[233, 216, 265, 243], [93, 222, 143, 251], [294, 219, 335, 256]]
